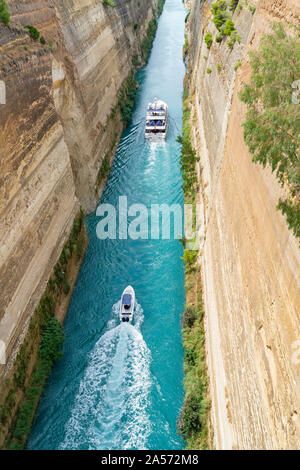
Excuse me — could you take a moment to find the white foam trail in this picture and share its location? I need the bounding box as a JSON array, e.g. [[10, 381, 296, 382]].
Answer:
[[60, 302, 152, 450]]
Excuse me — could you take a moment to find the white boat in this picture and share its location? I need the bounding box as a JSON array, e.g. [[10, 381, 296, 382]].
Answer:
[[145, 98, 168, 141], [119, 285, 135, 323]]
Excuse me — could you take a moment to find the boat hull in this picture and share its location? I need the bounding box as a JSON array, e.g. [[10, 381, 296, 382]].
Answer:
[[119, 285, 135, 323]]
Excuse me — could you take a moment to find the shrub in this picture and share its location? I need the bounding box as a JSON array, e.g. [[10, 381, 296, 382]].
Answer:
[[183, 35, 189, 59], [40, 36, 46, 45], [118, 73, 137, 123], [0, 0, 10, 26], [211, 1, 238, 48], [39, 318, 65, 364], [132, 54, 141, 67], [96, 152, 111, 188], [239, 23, 300, 241], [1, 209, 85, 449], [183, 249, 198, 270], [229, 0, 239, 11], [224, 18, 235, 36], [211, 0, 228, 31], [182, 306, 197, 328], [24, 25, 40, 40], [178, 298, 209, 448], [7, 319, 65, 449], [102, 0, 115, 6], [141, 18, 158, 62], [206, 68, 212, 74], [227, 39, 234, 49], [249, 5, 256, 14], [277, 199, 300, 239], [217, 63, 222, 73], [178, 393, 204, 439], [157, 0, 165, 17], [204, 31, 213, 49]]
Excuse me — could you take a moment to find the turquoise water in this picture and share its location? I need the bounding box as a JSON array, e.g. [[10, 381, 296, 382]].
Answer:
[[28, 0, 186, 450]]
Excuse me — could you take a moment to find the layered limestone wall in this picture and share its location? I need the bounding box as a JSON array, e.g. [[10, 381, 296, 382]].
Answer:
[[186, 0, 300, 449], [0, 21, 79, 379], [0, 0, 158, 384]]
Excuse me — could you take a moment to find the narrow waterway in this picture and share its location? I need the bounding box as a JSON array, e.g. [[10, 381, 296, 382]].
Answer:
[[28, 0, 186, 450]]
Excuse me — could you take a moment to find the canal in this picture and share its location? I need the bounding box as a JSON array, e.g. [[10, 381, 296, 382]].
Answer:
[[28, 0, 186, 450]]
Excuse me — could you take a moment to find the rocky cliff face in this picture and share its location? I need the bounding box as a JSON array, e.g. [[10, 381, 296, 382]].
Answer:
[[186, 0, 300, 449], [0, 0, 158, 383]]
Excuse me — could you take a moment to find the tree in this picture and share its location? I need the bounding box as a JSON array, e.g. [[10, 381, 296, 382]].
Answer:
[[239, 23, 300, 239], [0, 0, 10, 26], [25, 25, 40, 40]]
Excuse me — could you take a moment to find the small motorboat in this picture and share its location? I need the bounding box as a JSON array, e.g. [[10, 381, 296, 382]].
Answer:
[[119, 285, 135, 323]]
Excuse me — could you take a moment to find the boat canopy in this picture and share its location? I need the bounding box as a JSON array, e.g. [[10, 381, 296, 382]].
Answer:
[[122, 294, 132, 305], [147, 120, 165, 126]]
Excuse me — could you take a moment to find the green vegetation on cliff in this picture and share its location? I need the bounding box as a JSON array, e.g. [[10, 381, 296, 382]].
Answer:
[[111, 1, 166, 127], [178, 298, 210, 449], [7, 319, 64, 449], [239, 23, 300, 240], [141, 18, 158, 61], [102, 0, 116, 7], [0, 0, 10, 26], [141, 0, 165, 62], [176, 83, 210, 449], [0, 210, 86, 449], [209, 1, 240, 49], [157, 0, 165, 17], [119, 73, 138, 124], [24, 25, 40, 41]]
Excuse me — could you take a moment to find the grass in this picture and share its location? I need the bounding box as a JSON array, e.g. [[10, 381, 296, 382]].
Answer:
[[176, 80, 211, 449]]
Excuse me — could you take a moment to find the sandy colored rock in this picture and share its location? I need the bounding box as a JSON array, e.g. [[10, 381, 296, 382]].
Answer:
[[187, 0, 300, 449], [0, 0, 158, 383]]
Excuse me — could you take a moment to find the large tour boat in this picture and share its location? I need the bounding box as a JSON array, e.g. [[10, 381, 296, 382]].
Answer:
[[145, 99, 168, 141]]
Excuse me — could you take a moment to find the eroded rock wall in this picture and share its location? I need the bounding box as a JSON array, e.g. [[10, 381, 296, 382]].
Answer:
[[0, 0, 158, 383], [186, 0, 300, 449]]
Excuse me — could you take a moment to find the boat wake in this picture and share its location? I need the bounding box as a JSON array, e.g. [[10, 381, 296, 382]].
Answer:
[[59, 302, 152, 450]]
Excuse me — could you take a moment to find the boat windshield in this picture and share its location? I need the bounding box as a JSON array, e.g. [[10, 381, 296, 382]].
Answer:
[[122, 294, 132, 304]]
